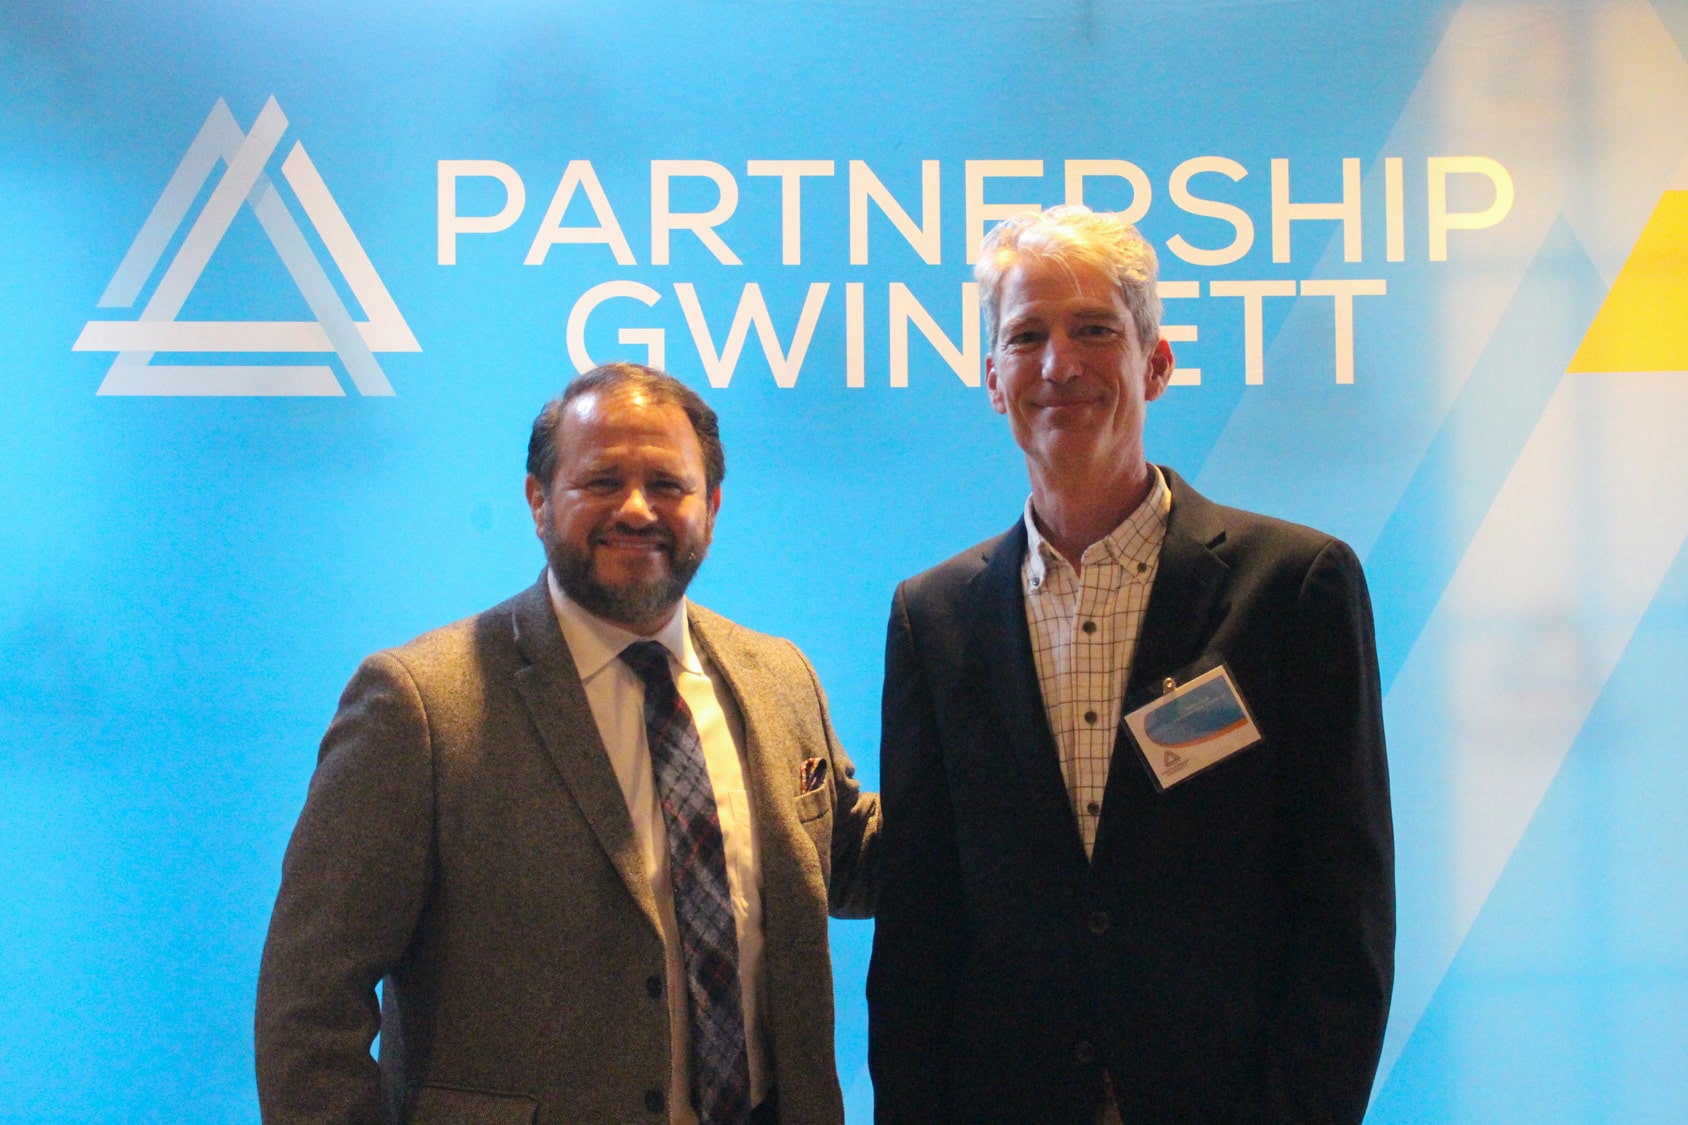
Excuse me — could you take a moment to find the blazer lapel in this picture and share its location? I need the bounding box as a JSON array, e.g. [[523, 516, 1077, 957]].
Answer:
[[1091, 471, 1232, 862], [686, 608, 817, 938], [508, 580, 661, 935], [1125, 468, 1231, 704], [686, 610, 778, 811], [969, 522, 1089, 870]]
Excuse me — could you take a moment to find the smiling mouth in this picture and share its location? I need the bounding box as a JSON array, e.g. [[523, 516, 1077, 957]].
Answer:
[[593, 527, 673, 555]]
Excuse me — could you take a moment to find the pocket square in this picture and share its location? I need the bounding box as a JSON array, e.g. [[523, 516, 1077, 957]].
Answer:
[[798, 756, 828, 795]]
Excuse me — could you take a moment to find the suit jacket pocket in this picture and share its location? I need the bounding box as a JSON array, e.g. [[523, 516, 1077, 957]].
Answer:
[[408, 1085, 539, 1125], [794, 783, 831, 823]]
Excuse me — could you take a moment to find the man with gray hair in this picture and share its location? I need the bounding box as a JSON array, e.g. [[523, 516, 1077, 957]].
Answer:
[[257, 363, 878, 1125], [868, 207, 1394, 1123]]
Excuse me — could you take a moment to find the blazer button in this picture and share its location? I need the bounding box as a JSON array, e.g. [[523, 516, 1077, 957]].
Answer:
[[1089, 910, 1110, 935], [644, 1088, 664, 1113], [1074, 1039, 1096, 1064], [645, 974, 663, 999]]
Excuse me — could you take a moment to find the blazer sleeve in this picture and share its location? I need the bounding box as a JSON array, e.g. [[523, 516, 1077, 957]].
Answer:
[[866, 581, 969, 1123], [786, 636, 881, 920], [254, 652, 436, 1125], [1236, 538, 1396, 1124]]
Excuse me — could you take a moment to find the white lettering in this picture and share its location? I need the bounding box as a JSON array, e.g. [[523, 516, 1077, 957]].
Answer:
[[1428, 156, 1514, 261], [746, 160, 835, 265], [1064, 159, 1151, 225], [1165, 157, 1255, 267], [675, 282, 829, 388], [966, 159, 1043, 264], [437, 160, 525, 265], [1270, 157, 1361, 263], [651, 160, 741, 266], [888, 282, 980, 388], [1157, 280, 1201, 386], [1209, 279, 1296, 384], [566, 280, 663, 372], [1300, 278, 1386, 384], [849, 160, 941, 265], [525, 160, 635, 266]]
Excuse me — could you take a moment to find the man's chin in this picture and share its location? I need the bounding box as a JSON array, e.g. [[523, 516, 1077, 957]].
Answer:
[[552, 560, 693, 632], [571, 586, 674, 632]]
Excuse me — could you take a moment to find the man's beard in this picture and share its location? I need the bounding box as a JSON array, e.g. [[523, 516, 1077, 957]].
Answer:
[[548, 522, 710, 630]]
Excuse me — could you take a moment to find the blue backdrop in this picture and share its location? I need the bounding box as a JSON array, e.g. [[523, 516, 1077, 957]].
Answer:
[[4, 1, 1687, 1121]]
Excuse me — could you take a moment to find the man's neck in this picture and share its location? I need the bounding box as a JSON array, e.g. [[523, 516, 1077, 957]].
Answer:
[[1028, 457, 1154, 570]]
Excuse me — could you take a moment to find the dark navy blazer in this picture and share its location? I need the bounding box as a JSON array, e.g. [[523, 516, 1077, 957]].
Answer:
[[868, 469, 1394, 1124]]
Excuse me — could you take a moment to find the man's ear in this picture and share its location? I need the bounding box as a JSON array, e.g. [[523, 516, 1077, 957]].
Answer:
[[1144, 337, 1175, 402], [985, 354, 1008, 415], [524, 474, 548, 538], [707, 483, 722, 522]]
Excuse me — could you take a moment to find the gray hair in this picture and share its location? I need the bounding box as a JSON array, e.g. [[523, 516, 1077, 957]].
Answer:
[[975, 205, 1162, 353]]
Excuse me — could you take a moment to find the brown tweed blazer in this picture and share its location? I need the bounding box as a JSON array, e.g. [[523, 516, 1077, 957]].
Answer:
[[256, 578, 879, 1125]]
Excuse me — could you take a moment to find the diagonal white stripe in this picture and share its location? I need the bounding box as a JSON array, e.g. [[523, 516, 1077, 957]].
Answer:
[[1377, 368, 1688, 1091], [98, 99, 243, 309], [283, 143, 419, 351], [139, 97, 288, 324], [248, 176, 391, 395], [81, 97, 416, 395]]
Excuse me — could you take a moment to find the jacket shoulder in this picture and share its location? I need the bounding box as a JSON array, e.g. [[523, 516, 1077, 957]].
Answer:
[[687, 601, 815, 678], [1210, 502, 1347, 566], [364, 587, 533, 692], [898, 527, 1016, 611], [1164, 468, 1356, 576]]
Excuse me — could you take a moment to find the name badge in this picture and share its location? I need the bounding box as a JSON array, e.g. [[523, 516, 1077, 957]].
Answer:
[[1123, 663, 1262, 790]]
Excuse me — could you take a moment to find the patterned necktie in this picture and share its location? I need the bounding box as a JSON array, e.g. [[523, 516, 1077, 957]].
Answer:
[[619, 639, 751, 1125]]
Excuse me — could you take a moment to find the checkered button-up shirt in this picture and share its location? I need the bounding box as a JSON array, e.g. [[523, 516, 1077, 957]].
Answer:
[[1023, 467, 1171, 856]]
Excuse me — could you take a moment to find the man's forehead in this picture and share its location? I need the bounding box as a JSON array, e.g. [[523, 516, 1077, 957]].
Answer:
[[1003, 257, 1122, 306], [567, 385, 664, 421], [561, 390, 700, 461]]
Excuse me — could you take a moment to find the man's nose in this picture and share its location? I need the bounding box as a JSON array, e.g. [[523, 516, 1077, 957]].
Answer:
[[616, 487, 657, 525], [1042, 332, 1082, 382]]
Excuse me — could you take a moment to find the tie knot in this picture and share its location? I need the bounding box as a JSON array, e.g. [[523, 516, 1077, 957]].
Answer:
[[619, 639, 673, 687]]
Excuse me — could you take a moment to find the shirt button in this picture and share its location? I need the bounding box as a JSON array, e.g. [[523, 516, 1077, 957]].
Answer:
[[1137, 561, 1147, 574], [1089, 910, 1111, 935], [644, 1089, 664, 1113], [645, 975, 663, 998], [1075, 1039, 1096, 1064], [1084, 710, 1097, 724], [1082, 620, 1097, 634], [1087, 800, 1101, 816]]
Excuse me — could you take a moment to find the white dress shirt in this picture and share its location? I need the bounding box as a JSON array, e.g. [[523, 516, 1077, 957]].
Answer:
[[1022, 467, 1171, 857], [547, 571, 769, 1123]]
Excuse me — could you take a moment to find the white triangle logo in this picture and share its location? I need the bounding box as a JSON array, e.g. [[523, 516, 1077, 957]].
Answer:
[[73, 97, 419, 396]]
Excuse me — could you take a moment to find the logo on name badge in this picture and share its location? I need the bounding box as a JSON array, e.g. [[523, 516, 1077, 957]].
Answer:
[[74, 97, 418, 397], [1124, 663, 1262, 790]]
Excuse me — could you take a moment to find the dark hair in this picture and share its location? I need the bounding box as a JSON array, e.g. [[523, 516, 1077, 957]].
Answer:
[[526, 363, 725, 494]]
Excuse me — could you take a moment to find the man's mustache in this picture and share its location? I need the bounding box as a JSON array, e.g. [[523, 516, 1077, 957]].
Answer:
[[592, 522, 676, 550]]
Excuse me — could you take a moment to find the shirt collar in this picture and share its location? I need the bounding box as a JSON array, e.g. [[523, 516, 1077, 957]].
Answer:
[[546, 568, 702, 680], [1023, 464, 1170, 590]]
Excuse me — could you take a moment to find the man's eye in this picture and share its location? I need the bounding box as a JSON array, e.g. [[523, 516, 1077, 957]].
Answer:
[[1005, 330, 1043, 347], [1076, 323, 1121, 339], [648, 480, 687, 498], [582, 477, 621, 494]]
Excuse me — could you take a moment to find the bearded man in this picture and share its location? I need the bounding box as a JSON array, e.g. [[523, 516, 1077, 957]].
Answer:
[[257, 363, 878, 1125]]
